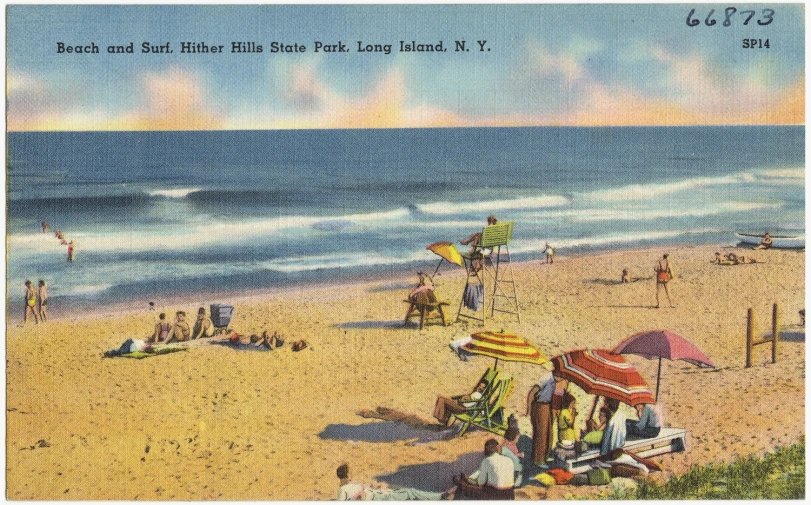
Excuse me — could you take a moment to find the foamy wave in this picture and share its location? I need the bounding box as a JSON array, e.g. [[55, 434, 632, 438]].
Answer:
[[508, 227, 725, 254], [566, 202, 782, 223], [148, 188, 202, 198], [260, 250, 429, 273], [417, 195, 570, 215], [584, 173, 755, 203], [758, 167, 805, 180], [69, 283, 113, 295]]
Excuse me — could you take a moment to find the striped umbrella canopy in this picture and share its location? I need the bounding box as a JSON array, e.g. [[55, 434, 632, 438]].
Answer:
[[462, 330, 549, 367], [551, 348, 655, 407]]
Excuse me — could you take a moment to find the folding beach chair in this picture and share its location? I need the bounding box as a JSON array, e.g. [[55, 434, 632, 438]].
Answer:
[[404, 289, 449, 329], [452, 367, 501, 403], [451, 376, 516, 437]]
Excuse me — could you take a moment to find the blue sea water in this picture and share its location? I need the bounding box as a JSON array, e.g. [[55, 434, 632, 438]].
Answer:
[[6, 126, 805, 314]]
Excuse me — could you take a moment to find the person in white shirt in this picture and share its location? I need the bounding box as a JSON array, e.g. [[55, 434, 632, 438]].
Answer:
[[335, 463, 447, 501], [453, 439, 516, 500]]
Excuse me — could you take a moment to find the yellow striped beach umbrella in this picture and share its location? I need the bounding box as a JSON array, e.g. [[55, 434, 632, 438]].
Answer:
[[426, 241, 465, 278], [462, 329, 549, 368]]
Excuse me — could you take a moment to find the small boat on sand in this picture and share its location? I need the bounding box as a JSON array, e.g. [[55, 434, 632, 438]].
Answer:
[[736, 232, 805, 249]]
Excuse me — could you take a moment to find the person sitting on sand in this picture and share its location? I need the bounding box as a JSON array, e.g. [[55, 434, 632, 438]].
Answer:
[[621, 269, 630, 283], [557, 392, 580, 444], [755, 232, 773, 250], [433, 379, 489, 426], [151, 313, 171, 343], [500, 426, 524, 487], [164, 311, 191, 343], [625, 403, 661, 439], [453, 438, 516, 500], [191, 307, 214, 339], [336, 463, 448, 500]]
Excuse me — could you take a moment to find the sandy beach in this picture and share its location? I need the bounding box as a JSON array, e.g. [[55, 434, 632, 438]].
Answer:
[[6, 244, 804, 500]]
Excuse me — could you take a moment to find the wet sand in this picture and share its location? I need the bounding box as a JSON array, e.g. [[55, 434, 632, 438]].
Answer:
[[6, 244, 804, 500]]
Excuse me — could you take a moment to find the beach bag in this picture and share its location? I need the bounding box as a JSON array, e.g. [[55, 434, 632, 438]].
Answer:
[[583, 430, 604, 446], [587, 468, 611, 486], [534, 473, 556, 487], [546, 468, 574, 485]]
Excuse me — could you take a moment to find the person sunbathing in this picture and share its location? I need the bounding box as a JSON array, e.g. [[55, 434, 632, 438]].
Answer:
[[433, 380, 489, 426]]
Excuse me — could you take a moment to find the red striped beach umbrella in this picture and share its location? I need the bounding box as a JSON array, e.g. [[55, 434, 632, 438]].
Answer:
[[462, 330, 549, 368], [551, 348, 655, 407]]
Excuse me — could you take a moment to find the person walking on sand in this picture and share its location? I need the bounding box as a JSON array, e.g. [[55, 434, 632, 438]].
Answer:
[[23, 280, 39, 325], [37, 280, 48, 322], [542, 242, 555, 264], [654, 253, 675, 308]]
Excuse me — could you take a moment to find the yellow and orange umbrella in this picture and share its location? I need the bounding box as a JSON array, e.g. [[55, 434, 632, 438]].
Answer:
[[426, 241, 465, 278], [461, 329, 549, 368]]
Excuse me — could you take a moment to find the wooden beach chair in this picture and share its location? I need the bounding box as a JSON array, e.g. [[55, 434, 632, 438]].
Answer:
[[451, 376, 516, 437], [404, 289, 449, 329]]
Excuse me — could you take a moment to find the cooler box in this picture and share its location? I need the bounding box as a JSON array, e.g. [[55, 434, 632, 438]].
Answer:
[[210, 304, 234, 328]]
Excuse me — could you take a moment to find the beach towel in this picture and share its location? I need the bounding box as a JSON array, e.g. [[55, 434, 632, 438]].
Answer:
[[463, 284, 484, 311], [104, 345, 187, 359]]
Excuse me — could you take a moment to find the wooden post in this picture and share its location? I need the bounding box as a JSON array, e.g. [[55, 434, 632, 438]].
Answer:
[[772, 302, 779, 363], [746, 308, 754, 368]]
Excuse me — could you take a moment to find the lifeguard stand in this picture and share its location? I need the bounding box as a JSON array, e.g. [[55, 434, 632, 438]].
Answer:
[[456, 221, 520, 324]]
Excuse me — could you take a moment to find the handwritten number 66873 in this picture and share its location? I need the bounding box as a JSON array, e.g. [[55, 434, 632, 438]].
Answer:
[[686, 8, 775, 27]]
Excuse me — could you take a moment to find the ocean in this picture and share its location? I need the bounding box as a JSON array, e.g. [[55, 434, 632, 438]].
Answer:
[[6, 126, 805, 315]]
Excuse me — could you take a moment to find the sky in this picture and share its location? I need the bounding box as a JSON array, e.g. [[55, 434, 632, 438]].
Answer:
[[6, 4, 805, 131]]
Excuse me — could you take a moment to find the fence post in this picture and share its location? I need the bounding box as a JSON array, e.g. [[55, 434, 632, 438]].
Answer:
[[746, 308, 754, 368], [772, 303, 779, 363]]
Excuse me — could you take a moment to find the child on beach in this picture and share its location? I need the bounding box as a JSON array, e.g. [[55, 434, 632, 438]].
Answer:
[[557, 392, 579, 443], [500, 426, 524, 486]]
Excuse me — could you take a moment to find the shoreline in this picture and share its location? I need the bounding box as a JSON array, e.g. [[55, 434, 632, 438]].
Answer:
[[9, 240, 791, 324], [6, 243, 804, 500]]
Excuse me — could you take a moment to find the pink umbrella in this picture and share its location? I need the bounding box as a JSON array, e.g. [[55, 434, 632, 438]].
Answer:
[[612, 329, 714, 401]]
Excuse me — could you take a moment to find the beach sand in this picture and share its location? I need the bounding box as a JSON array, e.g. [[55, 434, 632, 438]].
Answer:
[[6, 245, 805, 500]]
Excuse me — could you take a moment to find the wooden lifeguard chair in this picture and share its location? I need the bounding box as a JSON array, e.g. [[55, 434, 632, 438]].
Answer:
[[456, 221, 520, 324]]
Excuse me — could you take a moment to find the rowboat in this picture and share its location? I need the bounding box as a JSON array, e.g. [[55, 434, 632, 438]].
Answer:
[[736, 232, 805, 249]]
